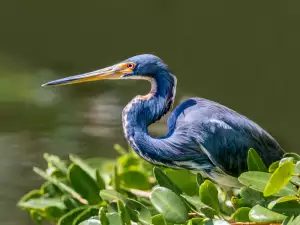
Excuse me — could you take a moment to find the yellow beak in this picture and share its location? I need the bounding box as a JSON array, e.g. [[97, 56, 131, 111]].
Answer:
[[41, 63, 133, 86]]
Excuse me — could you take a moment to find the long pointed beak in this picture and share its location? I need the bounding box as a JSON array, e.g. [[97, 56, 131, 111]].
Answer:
[[41, 65, 126, 87]]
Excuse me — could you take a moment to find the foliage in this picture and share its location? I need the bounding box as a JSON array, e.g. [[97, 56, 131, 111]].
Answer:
[[18, 145, 300, 225]]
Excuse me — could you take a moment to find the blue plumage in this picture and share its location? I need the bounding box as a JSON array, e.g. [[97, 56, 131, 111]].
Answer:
[[42, 54, 284, 187]]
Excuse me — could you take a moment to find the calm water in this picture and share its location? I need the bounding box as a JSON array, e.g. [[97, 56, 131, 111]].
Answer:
[[1, 1, 300, 224]]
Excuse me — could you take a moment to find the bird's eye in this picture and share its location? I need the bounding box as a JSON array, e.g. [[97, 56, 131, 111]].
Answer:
[[127, 63, 135, 69]]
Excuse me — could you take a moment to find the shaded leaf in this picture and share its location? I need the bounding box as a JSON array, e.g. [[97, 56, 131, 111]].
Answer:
[[238, 171, 297, 196], [99, 207, 109, 225], [72, 207, 99, 225], [249, 204, 286, 222], [196, 173, 204, 186], [199, 180, 220, 215], [187, 218, 204, 225], [120, 169, 150, 190], [268, 196, 299, 209], [150, 187, 188, 223], [153, 167, 182, 195], [58, 207, 88, 225], [68, 164, 101, 204], [282, 216, 294, 225], [126, 199, 152, 225], [268, 161, 280, 173], [117, 200, 131, 225], [151, 214, 167, 225], [264, 161, 295, 197], [291, 161, 300, 186], [99, 189, 126, 202], [247, 148, 267, 172], [239, 186, 266, 207], [283, 152, 300, 161], [70, 155, 97, 181]]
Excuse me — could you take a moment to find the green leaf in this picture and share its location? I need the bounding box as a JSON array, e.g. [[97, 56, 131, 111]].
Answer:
[[239, 186, 266, 207], [99, 207, 109, 225], [72, 207, 99, 225], [114, 144, 127, 155], [199, 180, 220, 215], [249, 204, 286, 222], [181, 195, 206, 211], [70, 155, 97, 181], [280, 157, 295, 166], [113, 165, 120, 190], [106, 212, 123, 225], [153, 167, 182, 195], [165, 169, 198, 196], [196, 173, 204, 186], [268, 161, 280, 173], [268, 196, 299, 209], [291, 161, 300, 186], [99, 189, 126, 202], [238, 171, 297, 196], [126, 199, 152, 225], [95, 169, 106, 190], [79, 218, 101, 225], [68, 164, 101, 204], [62, 195, 81, 210], [264, 160, 295, 197], [187, 218, 204, 225], [18, 190, 42, 204], [117, 200, 131, 225], [43, 153, 68, 175], [282, 216, 294, 225], [150, 187, 188, 223], [58, 207, 88, 225], [33, 167, 88, 204], [151, 214, 167, 225], [231, 207, 251, 222], [292, 215, 300, 225], [18, 198, 66, 210], [199, 220, 231, 225], [119, 169, 150, 190], [247, 148, 268, 172], [283, 152, 300, 161]]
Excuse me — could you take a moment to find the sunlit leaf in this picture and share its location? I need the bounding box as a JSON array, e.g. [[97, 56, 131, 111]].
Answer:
[[18, 198, 66, 210], [291, 215, 300, 225], [264, 161, 295, 197], [99, 189, 126, 202], [247, 148, 268, 172], [268, 161, 280, 173], [79, 218, 101, 225], [249, 204, 286, 222], [150, 187, 188, 223], [238, 171, 297, 196], [106, 212, 123, 225], [282, 216, 294, 225]]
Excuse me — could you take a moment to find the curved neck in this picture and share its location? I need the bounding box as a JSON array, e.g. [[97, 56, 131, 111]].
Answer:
[[122, 71, 176, 140]]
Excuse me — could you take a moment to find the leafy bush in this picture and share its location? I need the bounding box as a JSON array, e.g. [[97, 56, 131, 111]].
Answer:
[[18, 145, 300, 225]]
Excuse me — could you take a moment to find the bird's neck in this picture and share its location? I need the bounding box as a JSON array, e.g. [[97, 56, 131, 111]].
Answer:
[[122, 71, 176, 140]]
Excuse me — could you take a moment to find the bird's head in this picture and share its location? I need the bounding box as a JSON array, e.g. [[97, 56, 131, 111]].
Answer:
[[42, 54, 170, 86]]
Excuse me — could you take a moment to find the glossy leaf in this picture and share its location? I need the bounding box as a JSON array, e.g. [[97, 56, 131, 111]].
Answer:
[[268, 196, 299, 209], [247, 148, 268, 172], [264, 160, 295, 197], [153, 167, 182, 195], [238, 171, 297, 196], [231, 207, 251, 222], [199, 180, 220, 215], [79, 218, 101, 225], [68, 164, 101, 204], [249, 204, 286, 222], [150, 187, 188, 223]]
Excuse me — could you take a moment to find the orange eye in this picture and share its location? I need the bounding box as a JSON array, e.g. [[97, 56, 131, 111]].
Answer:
[[127, 63, 135, 69]]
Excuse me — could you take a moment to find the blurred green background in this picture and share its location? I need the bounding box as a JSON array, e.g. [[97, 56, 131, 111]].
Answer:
[[0, 0, 300, 224]]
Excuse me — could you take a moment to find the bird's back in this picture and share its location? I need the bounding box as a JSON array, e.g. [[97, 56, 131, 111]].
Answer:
[[167, 97, 284, 176]]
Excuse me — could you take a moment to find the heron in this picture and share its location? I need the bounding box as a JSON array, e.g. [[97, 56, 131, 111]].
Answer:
[[42, 54, 284, 187]]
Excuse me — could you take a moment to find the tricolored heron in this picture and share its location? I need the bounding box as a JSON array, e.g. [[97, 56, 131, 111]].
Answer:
[[42, 54, 284, 187]]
